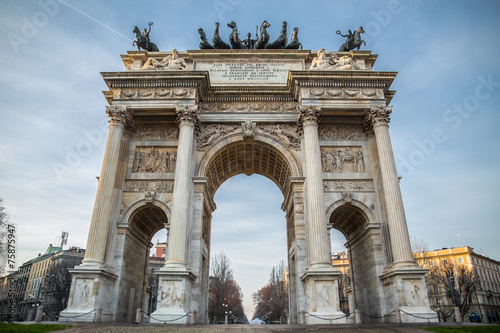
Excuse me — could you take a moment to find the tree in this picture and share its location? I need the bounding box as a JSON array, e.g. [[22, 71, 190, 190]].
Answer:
[[208, 252, 246, 324], [43, 260, 74, 319], [0, 199, 9, 276], [252, 260, 288, 323], [429, 261, 479, 317]]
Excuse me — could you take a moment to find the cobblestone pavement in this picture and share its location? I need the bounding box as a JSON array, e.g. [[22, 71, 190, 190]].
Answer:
[[49, 322, 492, 333]]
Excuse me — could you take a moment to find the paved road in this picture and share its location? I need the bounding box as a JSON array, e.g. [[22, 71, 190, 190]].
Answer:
[[49, 322, 492, 333]]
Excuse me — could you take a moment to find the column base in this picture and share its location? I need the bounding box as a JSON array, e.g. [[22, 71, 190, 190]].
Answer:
[[380, 269, 438, 323], [301, 269, 346, 324], [150, 269, 196, 324], [60, 267, 117, 322]]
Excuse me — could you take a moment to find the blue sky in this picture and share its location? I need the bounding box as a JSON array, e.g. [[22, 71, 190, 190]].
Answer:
[[1, 0, 499, 318]]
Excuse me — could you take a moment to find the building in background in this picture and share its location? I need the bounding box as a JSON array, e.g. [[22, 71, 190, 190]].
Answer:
[[332, 251, 350, 314], [413, 246, 500, 323]]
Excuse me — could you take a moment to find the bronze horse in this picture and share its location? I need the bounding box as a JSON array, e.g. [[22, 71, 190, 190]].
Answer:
[[338, 27, 366, 51], [132, 26, 159, 52], [254, 20, 270, 49]]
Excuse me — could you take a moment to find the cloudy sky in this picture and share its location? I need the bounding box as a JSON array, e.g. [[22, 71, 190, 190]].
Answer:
[[1, 0, 499, 319]]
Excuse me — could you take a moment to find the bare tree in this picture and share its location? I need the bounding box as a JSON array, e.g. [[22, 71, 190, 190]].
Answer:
[[208, 252, 246, 324], [252, 260, 288, 323], [411, 236, 430, 267], [43, 261, 73, 319], [429, 262, 479, 317], [0, 199, 9, 276]]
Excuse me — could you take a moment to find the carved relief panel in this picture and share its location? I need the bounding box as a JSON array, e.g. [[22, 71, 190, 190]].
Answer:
[[118, 88, 196, 100], [258, 124, 299, 150], [123, 180, 174, 193], [321, 147, 365, 173], [131, 123, 179, 140], [319, 124, 366, 141], [132, 147, 177, 173]]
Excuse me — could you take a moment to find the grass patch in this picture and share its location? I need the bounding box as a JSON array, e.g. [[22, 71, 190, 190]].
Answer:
[[421, 326, 500, 333], [0, 323, 71, 333]]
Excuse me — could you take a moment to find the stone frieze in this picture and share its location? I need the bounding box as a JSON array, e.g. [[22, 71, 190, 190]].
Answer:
[[323, 180, 374, 192], [117, 88, 196, 99], [132, 123, 179, 140], [199, 102, 297, 113], [302, 88, 383, 99], [132, 147, 177, 173], [123, 180, 174, 192], [319, 124, 366, 141]]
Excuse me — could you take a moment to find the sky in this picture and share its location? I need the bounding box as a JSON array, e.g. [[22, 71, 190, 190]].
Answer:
[[1, 0, 500, 320]]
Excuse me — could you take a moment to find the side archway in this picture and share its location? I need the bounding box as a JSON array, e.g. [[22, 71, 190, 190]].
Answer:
[[327, 200, 384, 322], [114, 201, 170, 321]]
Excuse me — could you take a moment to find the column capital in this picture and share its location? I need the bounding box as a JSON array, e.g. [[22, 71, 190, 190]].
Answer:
[[366, 105, 392, 128], [105, 105, 132, 127], [297, 105, 321, 136], [176, 105, 200, 127]]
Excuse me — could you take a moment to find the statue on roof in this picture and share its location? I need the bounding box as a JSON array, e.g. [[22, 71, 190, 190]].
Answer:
[[310, 49, 360, 71], [133, 22, 159, 52], [337, 27, 366, 52], [198, 28, 214, 49], [141, 49, 187, 70]]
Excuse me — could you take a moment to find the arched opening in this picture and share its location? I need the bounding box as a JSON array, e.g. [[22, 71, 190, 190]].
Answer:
[[199, 139, 297, 323], [115, 204, 168, 321], [328, 203, 382, 322], [210, 174, 287, 321]]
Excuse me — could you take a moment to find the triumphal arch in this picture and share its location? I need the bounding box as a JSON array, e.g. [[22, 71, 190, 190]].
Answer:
[[61, 47, 436, 324]]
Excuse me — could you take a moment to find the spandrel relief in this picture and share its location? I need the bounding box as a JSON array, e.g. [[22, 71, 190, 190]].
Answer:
[[132, 147, 177, 173], [197, 124, 239, 150], [321, 147, 365, 173], [259, 124, 299, 149]]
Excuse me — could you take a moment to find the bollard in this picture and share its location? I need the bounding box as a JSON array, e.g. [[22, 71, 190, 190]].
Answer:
[[395, 308, 402, 323], [225, 313, 228, 325], [279, 316, 283, 324], [355, 309, 361, 324], [299, 310, 306, 325], [35, 306, 44, 322], [190, 310, 197, 325], [134, 308, 142, 324], [454, 307, 463, 323], [94, 307, 103, 323], [214, 316, 217, 325]]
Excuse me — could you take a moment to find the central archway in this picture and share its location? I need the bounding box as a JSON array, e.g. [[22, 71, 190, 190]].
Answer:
[[192, 138, 303, 323]]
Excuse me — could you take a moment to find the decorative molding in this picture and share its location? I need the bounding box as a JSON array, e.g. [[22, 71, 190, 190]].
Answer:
[[119, 88, 196, 99], [123, 180, 174, 192], [302, 88, 384, 99], [323, 180, 374, 192], [199, 102, 297, 113], [319, 124, 366, 141], [132, 123, 179, 140], [197, 124, 239, 151], [258, 124, 299, 150], [176, 105, 200, 131], [321, 147, 365, 173], [132, 147, 177, 173]]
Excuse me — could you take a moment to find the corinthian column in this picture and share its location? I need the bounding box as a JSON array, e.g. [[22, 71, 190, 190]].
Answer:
[[366, 106, 415, 268], [81, 105, 131, 268], [164, 105, 199, 271], [298, 106, 333, 271]]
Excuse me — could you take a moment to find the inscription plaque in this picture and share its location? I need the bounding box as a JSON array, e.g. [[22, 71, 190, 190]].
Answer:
[[194, 59, 304, 86]]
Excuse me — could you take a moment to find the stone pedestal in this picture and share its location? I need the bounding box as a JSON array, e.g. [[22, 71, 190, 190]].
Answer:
[[301, 271, 347, 324], [149, 270, 196, 324], [60, 268, 117, 322], [380, 270, 438, 323]]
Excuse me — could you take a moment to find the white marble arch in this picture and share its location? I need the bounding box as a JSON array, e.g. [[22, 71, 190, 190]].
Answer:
[[196, 131, 302, 185], [122, 198, 172, 227]]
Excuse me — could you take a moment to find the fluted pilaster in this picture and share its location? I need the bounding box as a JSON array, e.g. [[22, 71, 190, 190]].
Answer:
[[82, 105, 131, 268], [366, 106, 414, 268], [164, 105, 199, 270], [298, 106, 333, 271]]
